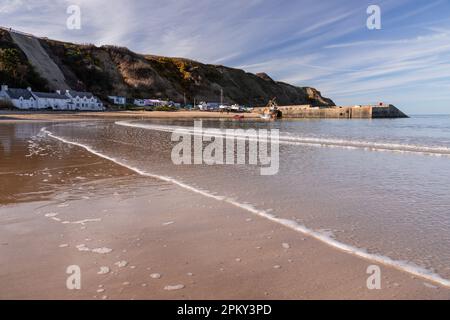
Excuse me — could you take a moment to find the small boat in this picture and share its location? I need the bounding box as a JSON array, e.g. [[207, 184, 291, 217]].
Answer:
[[259, 97, 280, 120]]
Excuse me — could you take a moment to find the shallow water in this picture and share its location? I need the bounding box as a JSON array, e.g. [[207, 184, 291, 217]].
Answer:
[[2, 116, 450, 282]]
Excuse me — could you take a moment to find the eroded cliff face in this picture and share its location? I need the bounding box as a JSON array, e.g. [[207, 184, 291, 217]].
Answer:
[[2, 28, 335, 106], [0, 29, 49, 91]]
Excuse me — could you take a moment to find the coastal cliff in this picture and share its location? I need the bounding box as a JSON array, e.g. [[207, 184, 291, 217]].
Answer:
[[0, 28, 334, 106]]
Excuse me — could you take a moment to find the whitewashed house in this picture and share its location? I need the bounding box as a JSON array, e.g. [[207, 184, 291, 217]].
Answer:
[[32, 91, 72, 110], [0, 85, 37, 109], [197, 101, 220, 110], [108, 95, 126, 105], [144, 99, 167, 107], [134, 99, 146, 107], [1, 85, 105, 111], [64, 90, 104, 110]]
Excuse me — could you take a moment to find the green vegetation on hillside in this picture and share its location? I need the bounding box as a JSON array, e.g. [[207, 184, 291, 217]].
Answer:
[[0, 29, 335, 107], [61, 44, 112, 93], [0, 30, 49, 90]]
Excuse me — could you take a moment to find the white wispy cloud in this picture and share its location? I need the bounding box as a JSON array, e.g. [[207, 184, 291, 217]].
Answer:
[[0, 0, 449, 113]]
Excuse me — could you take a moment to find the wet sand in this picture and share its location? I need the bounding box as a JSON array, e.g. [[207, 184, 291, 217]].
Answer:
[[0, 110, 260, 122], [1, 120, 450, 300]]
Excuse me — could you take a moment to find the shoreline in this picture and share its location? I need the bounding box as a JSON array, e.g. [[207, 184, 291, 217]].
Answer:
[[1, 121, 449, 299], [0, 110, 260, 122]]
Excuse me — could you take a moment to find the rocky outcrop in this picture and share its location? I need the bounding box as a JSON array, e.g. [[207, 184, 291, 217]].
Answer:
[[1, 27, 335, 107]]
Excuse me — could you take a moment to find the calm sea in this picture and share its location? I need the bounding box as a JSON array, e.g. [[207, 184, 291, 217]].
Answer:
[[2, 115, 450, 282]]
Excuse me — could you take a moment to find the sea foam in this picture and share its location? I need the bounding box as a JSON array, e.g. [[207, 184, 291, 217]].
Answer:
[[116, 121, 450, 157], [42, 127, 450, 288]]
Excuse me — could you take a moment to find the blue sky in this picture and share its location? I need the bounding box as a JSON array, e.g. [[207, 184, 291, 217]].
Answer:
[[1, 0, 450, 114]]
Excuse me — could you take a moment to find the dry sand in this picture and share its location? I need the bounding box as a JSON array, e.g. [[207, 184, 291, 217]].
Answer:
[[0, 116, 449, 300], [0, 110, 260, 122]]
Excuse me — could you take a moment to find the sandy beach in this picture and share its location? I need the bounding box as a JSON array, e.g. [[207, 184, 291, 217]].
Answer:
[[0, 110, 260, 122], [0, 115, 449, 300]]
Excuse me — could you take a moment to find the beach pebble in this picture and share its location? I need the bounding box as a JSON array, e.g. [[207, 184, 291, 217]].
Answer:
[[96, 288, 105, 293], [187, 272, 194, 277], [235, 258, 241, 262], [164, 284, 185, 291], [282, 243, 290, 249], [97, 267, 110, 275], [273, 265, 281, 269], [163, 221, 174, 226], [76, 244, 90, 252], [123, 282, 130, 286], [150, 273, 161, 279], [92, 247, 112, 254], [115, 261, 128, 268], [58, 244, 69, 248]]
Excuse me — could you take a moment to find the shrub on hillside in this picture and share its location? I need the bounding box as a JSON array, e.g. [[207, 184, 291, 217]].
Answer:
[[154, 105, 177, 112]]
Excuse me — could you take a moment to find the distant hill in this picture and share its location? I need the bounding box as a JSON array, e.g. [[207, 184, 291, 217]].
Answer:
[[0, 28, 335, 107]]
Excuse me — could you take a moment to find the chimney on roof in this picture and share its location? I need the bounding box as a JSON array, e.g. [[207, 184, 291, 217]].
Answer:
[[1, 85, 8, 91]]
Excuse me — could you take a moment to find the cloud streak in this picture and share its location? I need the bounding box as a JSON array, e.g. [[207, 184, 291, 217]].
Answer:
[[1, 0, 449, 113]]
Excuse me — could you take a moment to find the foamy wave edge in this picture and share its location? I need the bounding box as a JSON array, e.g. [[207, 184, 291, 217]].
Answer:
[[115, 121, 450, 157], [42, 127, 450, 288]]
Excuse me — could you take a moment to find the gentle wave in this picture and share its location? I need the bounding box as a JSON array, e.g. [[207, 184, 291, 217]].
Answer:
[[42, 127, 450, 288], [116, 121, 450, 156]]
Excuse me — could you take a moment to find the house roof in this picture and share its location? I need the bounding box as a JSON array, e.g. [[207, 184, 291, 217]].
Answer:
[[6, 88, 34, 100], [67, 90, 94, 99], [33, 92, 69, 100]]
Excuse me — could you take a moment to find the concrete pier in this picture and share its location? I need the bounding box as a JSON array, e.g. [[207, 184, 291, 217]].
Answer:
[[254, 104, 408, 119]]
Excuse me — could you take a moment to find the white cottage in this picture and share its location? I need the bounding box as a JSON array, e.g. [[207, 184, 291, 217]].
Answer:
[[134, 99, 146, 107], [108, 96, 126, 105], [0, 85, 37, 109], [32, 91, 72, 110], [64, 90, 104, 111]]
